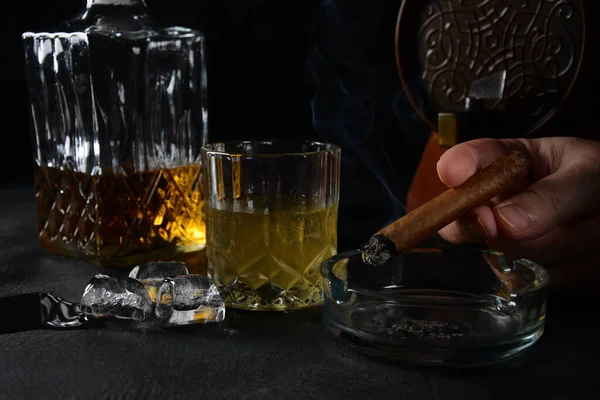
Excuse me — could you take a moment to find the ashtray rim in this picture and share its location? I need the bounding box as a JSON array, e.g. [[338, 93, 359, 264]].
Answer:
[[321, 247, 550, 302]]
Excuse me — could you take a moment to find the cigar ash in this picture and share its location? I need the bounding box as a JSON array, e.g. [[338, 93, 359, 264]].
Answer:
[[360, 234, 398, 267]]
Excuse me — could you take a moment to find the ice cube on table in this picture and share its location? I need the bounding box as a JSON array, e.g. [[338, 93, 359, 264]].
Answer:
[[128, 261, 189, 302], [41, 293, 88, 329], [156, 275, 226, 326], [129, 261, 189, 280], [80, 274, 153, 322]]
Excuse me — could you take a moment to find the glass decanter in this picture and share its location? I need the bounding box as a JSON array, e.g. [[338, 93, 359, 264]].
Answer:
[[22, 0, 208, 268]]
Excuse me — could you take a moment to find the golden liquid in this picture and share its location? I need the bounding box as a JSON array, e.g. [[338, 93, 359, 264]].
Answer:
[[34, 164, 206, 268], [206, 203, 338, 310]]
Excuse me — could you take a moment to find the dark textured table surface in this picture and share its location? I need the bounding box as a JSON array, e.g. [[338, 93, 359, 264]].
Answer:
[[1, 185, 599, 399]]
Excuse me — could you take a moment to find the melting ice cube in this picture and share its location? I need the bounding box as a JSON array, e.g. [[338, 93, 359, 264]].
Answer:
[[80, 274, 153, 322], [129, 261, 189, 280], [41, 293, 88, 329], [128, 261, 189, 302], [156, 275, 225, 326]]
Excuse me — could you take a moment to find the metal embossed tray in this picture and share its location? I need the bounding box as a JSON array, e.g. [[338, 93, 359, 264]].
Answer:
[[394, 0, 585, 137]]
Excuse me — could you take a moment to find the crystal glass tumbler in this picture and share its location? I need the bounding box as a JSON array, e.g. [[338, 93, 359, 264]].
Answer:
[[202, 141, 341, 310], [22, 0, 208, 268]]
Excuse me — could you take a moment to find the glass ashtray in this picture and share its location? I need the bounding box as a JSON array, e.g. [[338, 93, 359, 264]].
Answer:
[[320, 246, 549, 367]]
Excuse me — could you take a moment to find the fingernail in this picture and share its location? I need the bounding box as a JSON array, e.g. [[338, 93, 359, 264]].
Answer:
[[464, 216, 489, 241], [495, 204, 530, 232], [436, 160, 448, 185]]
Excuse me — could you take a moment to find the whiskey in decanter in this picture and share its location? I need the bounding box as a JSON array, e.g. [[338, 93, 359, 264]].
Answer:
[[22, 0, 208, 268]]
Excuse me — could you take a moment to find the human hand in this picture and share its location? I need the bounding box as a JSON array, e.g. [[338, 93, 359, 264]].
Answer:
[[436, 137, 600, 294]]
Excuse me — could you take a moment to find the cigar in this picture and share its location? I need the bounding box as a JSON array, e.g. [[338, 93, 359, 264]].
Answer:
[[361, 152, 530, 266]]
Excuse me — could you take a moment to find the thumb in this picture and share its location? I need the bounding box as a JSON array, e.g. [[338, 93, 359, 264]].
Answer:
[[493, 161, 600, 240]]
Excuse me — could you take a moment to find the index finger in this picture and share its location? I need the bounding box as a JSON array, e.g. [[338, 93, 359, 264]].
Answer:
[[436, 138, 531, 187]]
